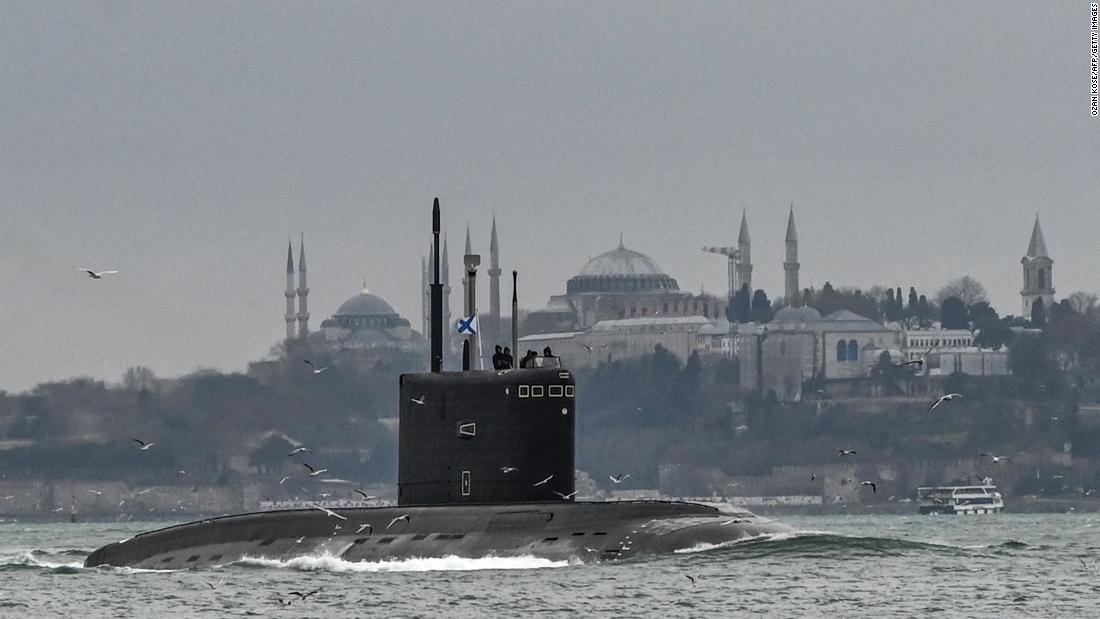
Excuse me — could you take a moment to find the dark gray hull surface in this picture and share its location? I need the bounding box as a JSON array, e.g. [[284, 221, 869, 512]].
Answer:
[[85, 501, 791, 569]]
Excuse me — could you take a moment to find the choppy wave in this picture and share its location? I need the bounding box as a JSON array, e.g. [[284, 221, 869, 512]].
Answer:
[[232, 553, 573, 573], [0, 551, 85, 573], [676, 531, 982, 559]]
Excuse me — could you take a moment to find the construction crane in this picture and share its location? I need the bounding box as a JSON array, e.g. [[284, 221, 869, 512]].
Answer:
[[702, 246, 741, 301]]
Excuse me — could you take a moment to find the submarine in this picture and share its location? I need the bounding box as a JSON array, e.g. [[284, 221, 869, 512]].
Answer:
[[85, 199, 791, 569]]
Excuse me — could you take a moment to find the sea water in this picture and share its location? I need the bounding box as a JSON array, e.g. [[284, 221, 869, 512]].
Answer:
[[2, 514, 1098, 617]]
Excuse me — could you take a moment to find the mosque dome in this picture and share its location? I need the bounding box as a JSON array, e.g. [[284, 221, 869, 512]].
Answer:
[[334, 288, 398, 317], [772, 305, 822, 323], [567, 241, 679, 294]]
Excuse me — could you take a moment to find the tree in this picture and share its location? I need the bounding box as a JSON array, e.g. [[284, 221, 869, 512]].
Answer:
[[936, 276, 988, 306], [728, 284, 752, 323], [122, 366, 156, 392], [749, 289, 774, 323], [941, 296, 968, 329], [908, 287, 919, 317], [1031, 297, 1046, 327], [1066, 291, 1099, 316]]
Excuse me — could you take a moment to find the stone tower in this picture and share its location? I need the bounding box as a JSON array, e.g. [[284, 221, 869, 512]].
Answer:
[[784, 205, 800, 306], [1020, 215, 1054, 317], [735, 210, 753, 293], [296, 234, 310, 338], [284, 240, 296, 341]]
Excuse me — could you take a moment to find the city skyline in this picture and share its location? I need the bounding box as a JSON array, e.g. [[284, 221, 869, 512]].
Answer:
[[1, 2, 1095, 391]]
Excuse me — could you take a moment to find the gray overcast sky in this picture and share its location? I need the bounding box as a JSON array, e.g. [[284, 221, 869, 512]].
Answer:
[[1, 1, 1096, 392]]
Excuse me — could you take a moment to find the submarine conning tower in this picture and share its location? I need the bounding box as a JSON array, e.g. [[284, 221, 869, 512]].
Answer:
[[398, 199, 576, 507]]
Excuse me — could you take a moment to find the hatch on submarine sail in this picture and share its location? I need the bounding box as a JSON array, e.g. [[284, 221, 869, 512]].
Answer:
[[85, 199, 790, 569]]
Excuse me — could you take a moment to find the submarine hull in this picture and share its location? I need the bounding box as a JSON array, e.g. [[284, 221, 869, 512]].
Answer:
[[84, 500, 791, 569]]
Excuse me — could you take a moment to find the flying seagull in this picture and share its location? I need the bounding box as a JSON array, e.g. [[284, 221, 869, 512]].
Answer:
[[811, 473, 816, 481], [303, 360, 328, 374], [581, 344, 593, 352], [836, 449, 857, 456], [205, 579, 223, 590], [609, 474, 631, 484], [896, 339, 940, 367], [555, 490, 579, 499], [686, 574, 698, 586], [279, 476, 291, 485], [978, 453, 1012, 464], [87, 489, 103, 495], [287, 447, 311, 456], [295, 536, 306, 544], [500, 466, 519, 474], [356, 523, 373, 534], [289, 590, 320, 601], [533, 474, 554, 487], [410, 395, 426, 405], [302, 463, 328, 477], [386, 514, 410, 529], [78, 268, 119, 279], [859, 481, 877, 494], [132, 438, 154, 451], [310, 504, 347, 520], [353, 489, 377, 500], [928, 393, 963, 412]]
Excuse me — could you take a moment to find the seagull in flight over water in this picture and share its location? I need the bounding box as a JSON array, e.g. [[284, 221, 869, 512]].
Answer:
[[287, 447, 311, 456], [310, 504, 347, 520], [132, 438, 154, 451], [353, 489, 377, 500], [533, 474, 554, 487], [356, 523, 373, 534], [78, 268, 119, 279], [859, 481, 877, 493], [500, 466, 519, 474], [609, 474, 630, 484], [303, 360, 328, 374], [302, 463, 328, 477], [928, 393, 963, 412], [410, 395, 426, 405], [836, 449, 857, 456], [555, 490, 579, 499]]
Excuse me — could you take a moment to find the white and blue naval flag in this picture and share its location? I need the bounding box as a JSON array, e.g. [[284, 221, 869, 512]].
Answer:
[[456, 314, 478, 335]]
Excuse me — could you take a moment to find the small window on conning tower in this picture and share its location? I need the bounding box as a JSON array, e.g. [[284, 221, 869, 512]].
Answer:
[[565, 385, 575, 397], [531, 385, 544, 397], [518, 385, 530, 398], [549, 385, 563, 397]]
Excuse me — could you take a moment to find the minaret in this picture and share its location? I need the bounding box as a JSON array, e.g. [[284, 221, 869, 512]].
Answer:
[[296, 234, 309, 338], [442, 234, 452, 358], [488, 216, 501, 342], [1021, 215, 1054, 317], [284, 240, 296, 341], [784, 205, 800, 306], [462, 225, 472, 319], [735, 210, 753, 293]]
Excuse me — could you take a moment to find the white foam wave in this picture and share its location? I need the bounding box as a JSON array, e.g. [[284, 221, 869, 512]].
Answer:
[[673, 530, 812, 554], [1, 551, 84, 569], [235, 553, 572, 573]]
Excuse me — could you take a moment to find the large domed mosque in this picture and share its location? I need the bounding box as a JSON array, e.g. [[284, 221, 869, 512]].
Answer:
[[520, 238, 730, 368], [317, 286, 427, 354], [524, 237, 727, 335]]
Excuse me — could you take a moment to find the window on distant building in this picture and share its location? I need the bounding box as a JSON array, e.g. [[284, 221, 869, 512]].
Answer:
[[836, 340, 847, 362], [1039, 269, 1046, 289], [847, 340, 858, 361]]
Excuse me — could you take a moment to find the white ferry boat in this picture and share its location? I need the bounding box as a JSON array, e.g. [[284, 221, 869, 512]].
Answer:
[[917, 485, 1004, 515]]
